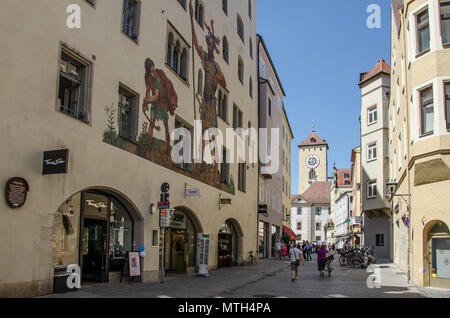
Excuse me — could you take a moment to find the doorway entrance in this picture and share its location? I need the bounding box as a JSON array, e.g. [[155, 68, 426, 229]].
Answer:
[[218, 220, 239, 268], [81, 219, 107, 282], [426, 221, 450, 288]]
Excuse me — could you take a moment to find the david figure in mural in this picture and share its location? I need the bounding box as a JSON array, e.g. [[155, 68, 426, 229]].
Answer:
[[142, 58, 178, 159], [189, 0, 226, 147]]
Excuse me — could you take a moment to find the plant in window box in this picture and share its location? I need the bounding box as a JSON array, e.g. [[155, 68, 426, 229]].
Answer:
[[103, 104, 124, 149]]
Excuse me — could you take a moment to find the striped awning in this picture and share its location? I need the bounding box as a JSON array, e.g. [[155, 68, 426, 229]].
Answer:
[[282, 225, 298, 240]]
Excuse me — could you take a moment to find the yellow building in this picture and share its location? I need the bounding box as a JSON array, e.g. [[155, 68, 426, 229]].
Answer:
[[281, 107, 294, 229], [0, 0, 259, 297], [390, 0, 450, 288]]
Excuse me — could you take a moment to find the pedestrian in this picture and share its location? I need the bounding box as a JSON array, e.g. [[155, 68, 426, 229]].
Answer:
[[307, 241, 312, 261], [332, 243, 335, 252], [317, 244, 329, 277], [275, 240, 282, 260], [282, 243, 287, 259], [289, 242, 304, 282]]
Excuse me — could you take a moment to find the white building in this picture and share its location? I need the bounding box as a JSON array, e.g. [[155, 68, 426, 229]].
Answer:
[[335, 191, 353, 248]]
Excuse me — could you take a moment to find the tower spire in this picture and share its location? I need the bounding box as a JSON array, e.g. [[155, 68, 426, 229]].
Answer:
[[312, 120, 316, 132]]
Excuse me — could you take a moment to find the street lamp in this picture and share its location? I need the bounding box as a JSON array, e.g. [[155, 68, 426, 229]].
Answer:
[[386, 180, 411, 209]]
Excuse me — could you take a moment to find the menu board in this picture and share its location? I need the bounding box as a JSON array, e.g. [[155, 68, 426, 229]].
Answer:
[[5, 177, 29, 209]]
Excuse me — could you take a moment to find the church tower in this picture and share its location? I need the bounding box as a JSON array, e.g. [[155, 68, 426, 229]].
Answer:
[[298, 129, 329, 194]]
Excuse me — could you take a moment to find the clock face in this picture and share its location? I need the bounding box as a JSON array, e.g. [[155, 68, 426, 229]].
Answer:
[[305, 155, 320, 169]]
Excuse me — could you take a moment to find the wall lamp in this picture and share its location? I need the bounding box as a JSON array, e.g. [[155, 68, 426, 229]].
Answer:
[[386, 180, 411, 210]]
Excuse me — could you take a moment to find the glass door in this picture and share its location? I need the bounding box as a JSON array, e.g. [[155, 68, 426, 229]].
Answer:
[[82, 219, 107, 282], [430, 236, 450, 288]]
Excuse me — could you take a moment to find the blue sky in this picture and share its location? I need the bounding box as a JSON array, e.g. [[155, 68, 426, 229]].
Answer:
[[256, 0, 391, 194]]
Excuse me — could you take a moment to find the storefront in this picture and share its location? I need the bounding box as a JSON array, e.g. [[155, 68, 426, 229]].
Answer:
[[258, 221, 269, 259], [425, 221, 450, 289], [53, 190, 140, 283], [163, 209, 198, 273], [218, 220, 239, 268]]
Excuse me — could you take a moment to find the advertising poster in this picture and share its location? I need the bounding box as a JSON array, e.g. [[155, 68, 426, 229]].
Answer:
[[128, 252, 141, 277]]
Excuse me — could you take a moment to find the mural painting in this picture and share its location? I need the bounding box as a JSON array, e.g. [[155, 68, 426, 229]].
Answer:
[[103, 1, 234, 195]]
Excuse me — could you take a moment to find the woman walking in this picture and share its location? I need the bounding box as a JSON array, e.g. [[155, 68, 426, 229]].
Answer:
[[317, 244, 328, 277], [282, 243, 287, 259]]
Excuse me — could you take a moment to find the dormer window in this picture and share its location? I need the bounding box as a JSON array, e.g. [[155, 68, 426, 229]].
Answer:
[[311, 138, 316, 143]]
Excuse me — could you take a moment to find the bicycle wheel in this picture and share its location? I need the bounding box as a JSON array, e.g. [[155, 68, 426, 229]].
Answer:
[[339, 256, 346, 266], [328, 265, 332, 277]]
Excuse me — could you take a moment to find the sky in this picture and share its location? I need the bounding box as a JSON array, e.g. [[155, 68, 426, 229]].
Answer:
[[256, 0, 391, 194]]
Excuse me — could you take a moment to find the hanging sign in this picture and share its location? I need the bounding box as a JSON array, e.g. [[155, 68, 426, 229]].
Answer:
[[169, 209, 187, 229], [185, 188, 200, 197], [42, 149, 69, 175], [5, 177, 29, 209], [258, 204, 268, 214]]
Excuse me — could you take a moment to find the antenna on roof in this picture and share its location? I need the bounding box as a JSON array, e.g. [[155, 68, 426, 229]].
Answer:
[[312, 120, 316, 132]]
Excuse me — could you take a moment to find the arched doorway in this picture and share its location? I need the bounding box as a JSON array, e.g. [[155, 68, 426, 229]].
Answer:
[[52, 188, 143, 283], [163, 207, 202, 274], [424, 220, 450, 288], [218, 219, 242, 268]]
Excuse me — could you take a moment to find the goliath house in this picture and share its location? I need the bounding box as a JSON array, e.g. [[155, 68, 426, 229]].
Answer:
[[0, 0, 259, 297]]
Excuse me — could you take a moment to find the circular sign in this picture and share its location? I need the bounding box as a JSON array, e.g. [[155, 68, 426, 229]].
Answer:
[[161, 182, 170, 193], [305, 154, 320, 169], [5, 177, 29, 209]]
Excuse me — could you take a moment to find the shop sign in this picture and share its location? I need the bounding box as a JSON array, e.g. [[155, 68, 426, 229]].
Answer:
[[5, 177, 29, 209], [158, 201, 170, 209], [185, 188, 200, 197], [160, 209, 168, 228], [169, 209, 187, 229], [258, 204, 268, 214], [42, 149, 69, 175]]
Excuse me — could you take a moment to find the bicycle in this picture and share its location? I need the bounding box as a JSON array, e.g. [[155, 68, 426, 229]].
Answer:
[[248, 251, 256, 264], [325, 254, 334, 277]]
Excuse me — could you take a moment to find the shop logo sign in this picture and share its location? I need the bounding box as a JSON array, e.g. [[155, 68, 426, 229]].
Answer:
[[86, 200, 107, 209], [43, 149, 69, 175]]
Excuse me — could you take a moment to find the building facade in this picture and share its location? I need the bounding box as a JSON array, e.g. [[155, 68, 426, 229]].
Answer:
[[359, 59, 391, 258], [335, 191, 354, 248], [281, 107, 294, 230], [257, 35, 288, 258], [0, 0, 259, 297], [389, 0, 450, 288], [350, 146, 363, 248]]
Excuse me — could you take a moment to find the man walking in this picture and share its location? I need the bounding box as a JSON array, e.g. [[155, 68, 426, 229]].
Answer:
[[289, 243, 304, 282], [275, 240, 282, 260], [306, 241, 312, 261]]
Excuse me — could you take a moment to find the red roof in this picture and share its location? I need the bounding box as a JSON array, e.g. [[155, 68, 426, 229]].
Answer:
[[282, 225, 298, 241], [336, 168, 352, 187], [301, 182, 331, 204], [298, 131, 328, 148], [359, 59, 391, 86]]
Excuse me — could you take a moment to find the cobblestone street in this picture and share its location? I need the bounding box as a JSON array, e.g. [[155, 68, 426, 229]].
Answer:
[[41, 255, 426, 298]]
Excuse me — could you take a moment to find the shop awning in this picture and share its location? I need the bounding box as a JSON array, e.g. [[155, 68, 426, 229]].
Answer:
[[282, 225, 298, 240]]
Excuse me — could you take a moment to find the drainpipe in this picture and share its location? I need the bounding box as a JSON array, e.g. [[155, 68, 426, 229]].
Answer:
[[400, 5, 412, 284], [256, 35, 261, 261]]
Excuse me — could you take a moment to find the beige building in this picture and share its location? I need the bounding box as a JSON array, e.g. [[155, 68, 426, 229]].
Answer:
[[281, 107, 294, 230], [350, 146, 362, 248], [389, 0, 450, 288], [0, 0, 259, 297], [358, 59, 391, 258]]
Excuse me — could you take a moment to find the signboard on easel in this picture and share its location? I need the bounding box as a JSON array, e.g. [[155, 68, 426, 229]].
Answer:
[[197, 233, 210, 277]]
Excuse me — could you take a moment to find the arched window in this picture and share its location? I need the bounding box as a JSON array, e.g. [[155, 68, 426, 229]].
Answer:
[[238, 56, 244, 84], [195, 0, 204, 27], [223, 36, 229, 63], [197, 69, 203, 95], [167, 32, 174, 66], [237, 15, 244, 42], [180, 48, 188, 80], [249, 77, 253, 98], [309, 169, 316, 181]]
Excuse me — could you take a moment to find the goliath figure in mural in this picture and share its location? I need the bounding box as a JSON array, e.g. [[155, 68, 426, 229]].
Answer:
[[142, 58, 178, 159], [189, 0, 227, 142]]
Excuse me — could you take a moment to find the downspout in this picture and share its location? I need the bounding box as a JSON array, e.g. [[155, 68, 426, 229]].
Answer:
[[400, 4, 412, 284], [256, 35, 261, 260]]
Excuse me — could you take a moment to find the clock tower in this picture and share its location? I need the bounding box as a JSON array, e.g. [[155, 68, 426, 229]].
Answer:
[[298, 130, 329, 194]]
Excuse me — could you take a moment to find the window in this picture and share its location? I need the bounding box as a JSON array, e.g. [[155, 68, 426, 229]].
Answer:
[[441, 2, 450, 44], [248, 0, 252, 19], [344, 174, 350, 178], [86, 0, 96, 6], [250, 37, 253, 59], [367, 180, 377, 199], [222, 37, 229, 63], [237, 15, 244, 42], [174, 118, 193, 171], [222, 0, 228, 14], [221, 147, 230, 184], [238, 162, 246, 192], [309, 169, 316, 181], [445, 83, 450, 130], [367, 143, 377, 161], [177, 0, 186, 9], [194, 0, 204, 28], [218, 89, 227, 122], [297, 207, 301, 215], [316, 223, 321, 231], [249, 77, 253, 98], [238, 56, 244, 84], [315, 208, 321, 216], [344, 181, 351, 185], [197, 69, 203, 95], [118, 85, 139, 142], [420, 86, 434, 135], [376, 234, 384, 247], [268, 98, 272, 117], [297, 222, 302, 231], [166, 28, 189, 82], [417, 9, 430, 54], [368, 105, 378, 125], [315, 236, 321, 241], [233, 105, 243, 130], [58, 48, 92, 122], [122, 0, 140, 41]]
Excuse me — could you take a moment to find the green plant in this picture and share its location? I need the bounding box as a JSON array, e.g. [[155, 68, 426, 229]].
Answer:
[[103, 104, 124, 149]]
